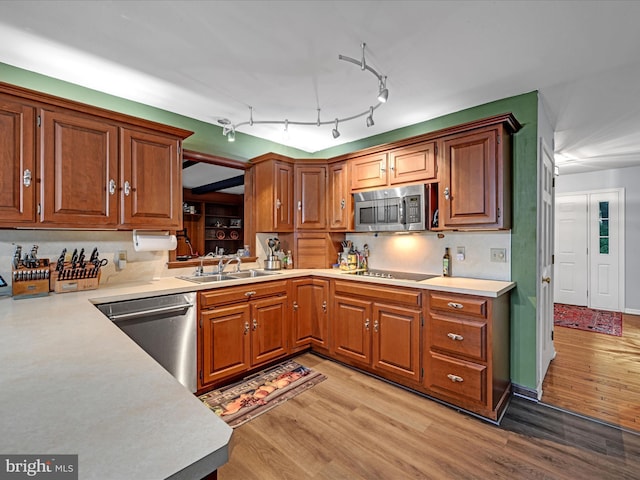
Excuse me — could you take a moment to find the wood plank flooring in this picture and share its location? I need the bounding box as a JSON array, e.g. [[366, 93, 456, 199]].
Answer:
[[542, 313, 640, 432], [218, 353, 640, 480]]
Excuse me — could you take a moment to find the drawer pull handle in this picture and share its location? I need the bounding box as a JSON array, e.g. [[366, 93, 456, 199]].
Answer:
[[322, 300, 327, 313], [447, 302, 463, 309], [447, 333, 464, 341], [447, 374, 464, 383], [374, 319, 379, 332], [244, 291, 256, 297], [252, 319, 258, 330], [292, 301, 298, 311], [244, 321, 249, 335], [365, 319, 370, 330]]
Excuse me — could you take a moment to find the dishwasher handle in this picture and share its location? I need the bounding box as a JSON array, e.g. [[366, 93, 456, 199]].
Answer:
[[107, 303, 194, 323]]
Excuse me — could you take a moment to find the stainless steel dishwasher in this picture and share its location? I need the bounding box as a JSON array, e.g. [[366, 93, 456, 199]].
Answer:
[[96, 292, 197, 392]]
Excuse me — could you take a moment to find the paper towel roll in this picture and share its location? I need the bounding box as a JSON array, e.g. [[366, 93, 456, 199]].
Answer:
[[133, 231, 178, 252]]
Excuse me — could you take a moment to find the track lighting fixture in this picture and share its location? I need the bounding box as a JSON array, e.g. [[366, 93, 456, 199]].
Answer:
[[219, 42, 389, 142], [332, 118, 340, 138], [366, 106, 375, 127]]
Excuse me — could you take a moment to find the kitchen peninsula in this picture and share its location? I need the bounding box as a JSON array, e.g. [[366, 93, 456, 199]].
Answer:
[[1, 267, 513, 479]]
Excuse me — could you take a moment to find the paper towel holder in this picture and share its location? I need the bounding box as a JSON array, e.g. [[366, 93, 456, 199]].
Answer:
[[133, 230, 178, 252]]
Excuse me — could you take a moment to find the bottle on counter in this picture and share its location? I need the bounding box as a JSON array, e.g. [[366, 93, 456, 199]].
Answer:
[[443, 247, 451, 277], [285, 250, 293, 269]]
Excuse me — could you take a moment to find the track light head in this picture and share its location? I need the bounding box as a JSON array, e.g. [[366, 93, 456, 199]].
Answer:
[[366, 106, 374, 127], [378, 76, 389, 103], [227, 128, 235, 142], [332, 118, 340, 139]]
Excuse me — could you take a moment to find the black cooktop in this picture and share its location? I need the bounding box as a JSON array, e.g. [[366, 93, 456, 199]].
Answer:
[[346, 269, 437, 282]]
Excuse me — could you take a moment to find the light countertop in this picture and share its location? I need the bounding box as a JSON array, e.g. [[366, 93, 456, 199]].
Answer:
[[0, 269, 514, 479]]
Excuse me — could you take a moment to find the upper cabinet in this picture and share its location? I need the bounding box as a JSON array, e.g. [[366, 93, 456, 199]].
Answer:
[[295, 163, 327, 230], [0, 82, 192, 230], [350, 141, 437, 191], [0, 94, 36, 226], [327, 161, 352, 231], [252, 155, 294, 232], [438, 116, 519, 230]]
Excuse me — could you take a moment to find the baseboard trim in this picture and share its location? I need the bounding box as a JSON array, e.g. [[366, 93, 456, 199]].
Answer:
[[512, 383, 539, 401], [625, 307, 640, 316]]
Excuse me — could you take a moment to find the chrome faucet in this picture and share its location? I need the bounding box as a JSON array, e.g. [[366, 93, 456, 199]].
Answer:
[[218, 255, 242, 274], [196, 252, 216, 276]]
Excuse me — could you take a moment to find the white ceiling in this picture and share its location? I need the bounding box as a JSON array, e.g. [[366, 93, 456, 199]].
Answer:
[[2, 0, 640, 191]]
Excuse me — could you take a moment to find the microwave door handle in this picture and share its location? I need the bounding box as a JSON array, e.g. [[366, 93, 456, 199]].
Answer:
[[399, 198, 406, 227]]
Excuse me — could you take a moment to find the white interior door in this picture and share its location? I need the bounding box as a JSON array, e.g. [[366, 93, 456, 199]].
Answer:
[[589, 190, 623, 311], [554, 194, 588, 305], [537, 139, 556, 397]]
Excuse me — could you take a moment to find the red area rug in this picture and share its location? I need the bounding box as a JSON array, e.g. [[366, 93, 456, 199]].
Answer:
[[199, 360, 326, 427], [554, 303, 622, 336]]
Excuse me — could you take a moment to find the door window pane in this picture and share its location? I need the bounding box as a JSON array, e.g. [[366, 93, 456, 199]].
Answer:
[[598, 201, 609, 254]]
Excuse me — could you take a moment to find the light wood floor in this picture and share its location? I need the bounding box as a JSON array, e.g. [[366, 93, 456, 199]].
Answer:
[[218, 353, 640, 480], [542, 313, 640, 432]]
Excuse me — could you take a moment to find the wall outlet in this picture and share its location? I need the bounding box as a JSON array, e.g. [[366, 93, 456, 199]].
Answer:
[[456, 246, 465, 261], [116, 250, 127, 270], [490, 248, 507, 262]]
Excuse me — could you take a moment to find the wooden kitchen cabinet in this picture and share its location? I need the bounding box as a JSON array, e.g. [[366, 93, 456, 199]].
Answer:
[[327, 161, 352, 231], [198, 280, 289, 389], [350, 152, 388, 190], [295, 163, 327, 229], [0, 94, 36, 226], [438, 119, 516, 230], [0, 82, 192, 230], [290, 278, 329, 353], [39, 108, 119, 226], [424, 290, 510, 420], [331, 280, 422, 383], [119, 127, 182, 229], [252, 155, 294, 232]]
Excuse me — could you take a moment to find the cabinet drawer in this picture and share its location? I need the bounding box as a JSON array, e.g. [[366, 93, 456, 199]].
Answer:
[[199, 280, 288, 308], [426, 352, 486, 404], [429, 292, 487, 318], [429, 314, 486, 361], [333, 280, 421, 307]]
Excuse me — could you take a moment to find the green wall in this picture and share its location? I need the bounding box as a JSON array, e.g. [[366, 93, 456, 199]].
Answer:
[[0, 62, 539, 389]]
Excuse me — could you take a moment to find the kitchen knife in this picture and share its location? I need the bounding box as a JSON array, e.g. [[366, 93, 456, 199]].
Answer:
[[78, 248, 86, 269], [56, 248, 67, 272], [89, 247, 99, 263]]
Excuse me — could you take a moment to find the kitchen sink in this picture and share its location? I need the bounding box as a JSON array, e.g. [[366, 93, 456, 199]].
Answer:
[[178, 274, 235, 283], [227, 270, 280, 279]]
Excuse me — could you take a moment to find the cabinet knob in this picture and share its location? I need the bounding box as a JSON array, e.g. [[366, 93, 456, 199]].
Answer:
[[374, 319, 379, 332], [444, 187, 450, 200], [340, 198, 346, 210], [23, 169, 32, 187], [275, 198, 282, 209], [108, 179, 116, 195], [293, 301, 299, 311], [252, 319, 258, 331], [123, 181, 132, 196], [298, 200, 302, 211], [364, 319, 370, 330], [322, 300, 327, 313], [447, 332, 464, 341], [447, 302, 463, 309], [447, 374, 464, 383], [244, 321, 249, 335]]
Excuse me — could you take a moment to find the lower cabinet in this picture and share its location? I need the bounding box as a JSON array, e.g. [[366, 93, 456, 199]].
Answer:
[[424, 290, 510, 420], [290, 278, 329, 353], [198, 280, 289, 389], [331, 280, 422, 383]]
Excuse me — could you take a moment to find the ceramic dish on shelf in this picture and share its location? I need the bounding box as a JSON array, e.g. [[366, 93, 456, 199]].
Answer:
[[229, 230, 239, 240], [216, 230, 225, 240]]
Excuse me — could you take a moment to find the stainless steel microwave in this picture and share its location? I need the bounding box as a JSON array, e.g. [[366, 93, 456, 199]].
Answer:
[[354, 184, 428, 232]]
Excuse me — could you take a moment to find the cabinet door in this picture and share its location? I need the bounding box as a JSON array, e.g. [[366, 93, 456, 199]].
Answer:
[[254, 160, 294, 232], [39, 109, 118, 226], [200, 303, 251, 387], [389, 141, 437, 185], [250, 295, 288, 367], [120, 128, 182, 229], [328, 161, 352, 230], [350, 152, 388, 190], [0, 96, 36, 225], [295, 164, 327, 229], [291, 278, 329, 351], [372, 303, 421, 382], [332, 295, 372, 365], [440, 128, 500, 228]]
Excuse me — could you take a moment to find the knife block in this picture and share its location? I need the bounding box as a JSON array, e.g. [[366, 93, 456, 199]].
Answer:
[[12, 259, 50, 300], [49, 263, 101, 294]]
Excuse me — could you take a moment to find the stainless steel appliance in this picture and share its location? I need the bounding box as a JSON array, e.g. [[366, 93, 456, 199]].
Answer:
[[345, 269, 437, 281], [354, 184, 428, 232], [264, 237, 282, 270], [96, 292, 197, 392]]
